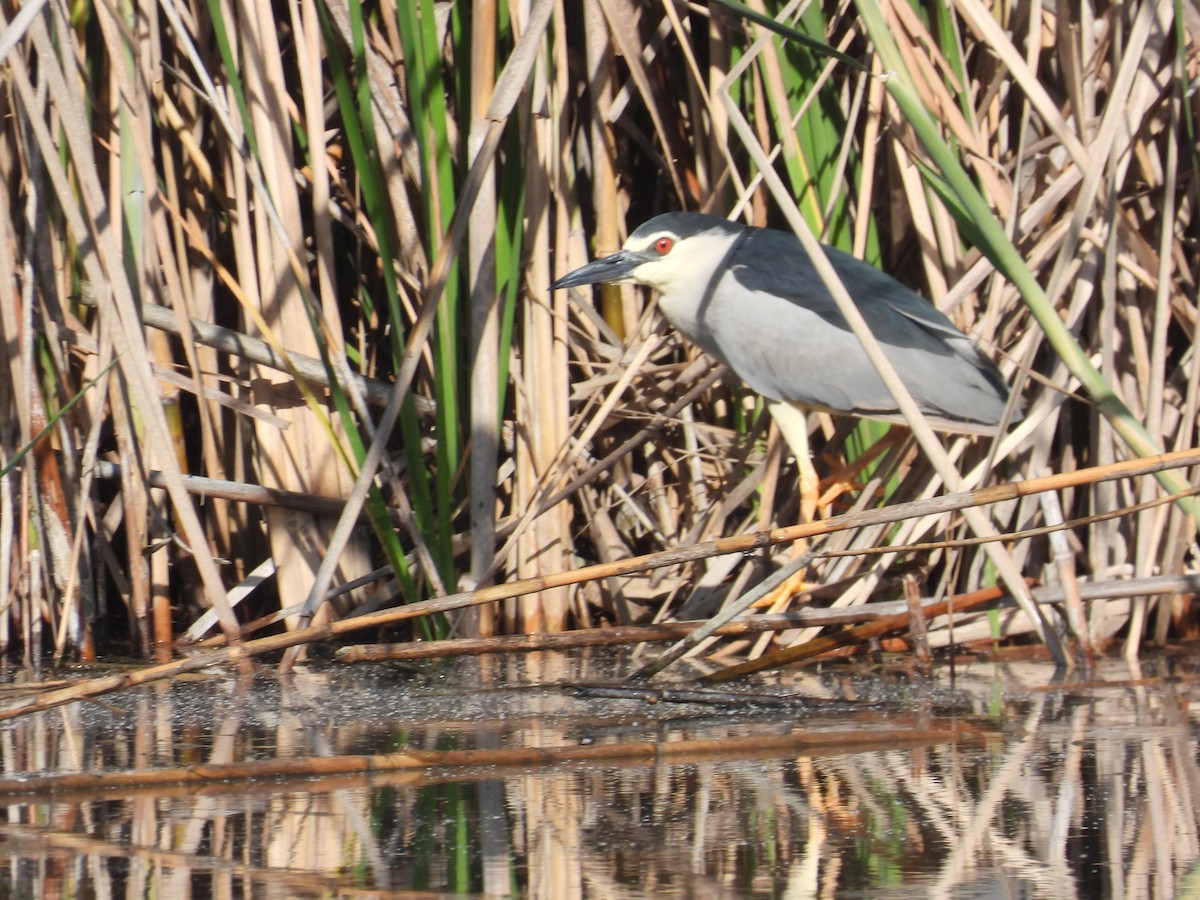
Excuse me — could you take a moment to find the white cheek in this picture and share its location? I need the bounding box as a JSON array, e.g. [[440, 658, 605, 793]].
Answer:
[[630, 260, 670, 291], [628, 231, 735, 291]]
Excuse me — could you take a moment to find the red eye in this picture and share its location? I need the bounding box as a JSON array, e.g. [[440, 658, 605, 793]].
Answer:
[[654, 237, 673, 254]]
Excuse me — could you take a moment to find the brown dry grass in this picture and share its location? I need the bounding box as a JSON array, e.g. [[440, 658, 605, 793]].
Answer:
[[0, 0, 1195, 666]]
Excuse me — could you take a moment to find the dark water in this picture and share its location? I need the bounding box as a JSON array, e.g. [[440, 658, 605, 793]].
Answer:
[[1, 650, 1198, 898]]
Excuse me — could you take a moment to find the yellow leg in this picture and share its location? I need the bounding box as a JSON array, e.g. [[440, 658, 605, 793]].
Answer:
[[747, 401, 817, 634], [769, 401, 902, 515], [767, 400, 818, 525]]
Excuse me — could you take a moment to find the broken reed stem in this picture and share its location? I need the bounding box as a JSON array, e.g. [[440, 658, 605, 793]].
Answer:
[[0, 726, 967, 797], [0, 447, 1196, 722], [90, 461, 383, 520], [903, 574, 931, 666], [703, 587, 1004, 682], [71, 292, 404, 409]]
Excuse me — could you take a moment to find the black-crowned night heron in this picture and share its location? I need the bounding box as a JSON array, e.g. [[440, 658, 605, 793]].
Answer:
[[552, 212, 1018, 488]]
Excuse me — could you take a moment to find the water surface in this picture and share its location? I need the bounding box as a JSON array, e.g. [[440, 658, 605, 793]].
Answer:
[[1, 650, 1197, 898]]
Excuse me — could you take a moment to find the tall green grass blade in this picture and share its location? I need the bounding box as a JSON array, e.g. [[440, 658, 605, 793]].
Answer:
[[712, 0, 868, 72], [925, 2, 975, 126], [315, 0, 444, 625], [201, 0, 259, 161], [395, 0, 465, 584]]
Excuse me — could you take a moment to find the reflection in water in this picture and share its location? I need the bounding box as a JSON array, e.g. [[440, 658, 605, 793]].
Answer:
[[0, 652, 1197, 898]]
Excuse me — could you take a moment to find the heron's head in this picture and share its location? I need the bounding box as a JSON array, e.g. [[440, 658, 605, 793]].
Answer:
[[551, 213, 743, 294]]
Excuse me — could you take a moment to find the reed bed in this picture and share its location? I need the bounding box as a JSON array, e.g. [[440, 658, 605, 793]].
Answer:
[[0, 0, 1195, 667]]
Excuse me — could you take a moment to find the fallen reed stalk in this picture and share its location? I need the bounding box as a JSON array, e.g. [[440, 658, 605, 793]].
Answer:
[[335, 573, 1200, 663], [0, 726, 968, 797]]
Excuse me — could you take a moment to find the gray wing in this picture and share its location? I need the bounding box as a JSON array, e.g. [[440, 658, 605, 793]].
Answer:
[[700, 228, 1012, 429]]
